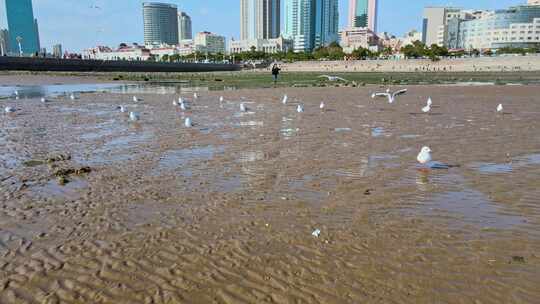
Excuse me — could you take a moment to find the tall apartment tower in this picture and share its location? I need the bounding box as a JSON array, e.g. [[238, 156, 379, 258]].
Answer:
[[348, 0, 378, 32], [240, 0, 280, 40], [178, 11, 193, 40], [143, 2, 179, 46], [284, 0, 338, 52], [0, 29, 9, 56], [5, 0, 40, 54]]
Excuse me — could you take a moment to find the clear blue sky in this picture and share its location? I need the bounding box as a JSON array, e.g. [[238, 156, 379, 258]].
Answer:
[[0, 0, 524, 52]]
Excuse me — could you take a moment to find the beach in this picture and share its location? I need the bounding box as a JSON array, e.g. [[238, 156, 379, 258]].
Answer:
[[1, 76, 540, 303]]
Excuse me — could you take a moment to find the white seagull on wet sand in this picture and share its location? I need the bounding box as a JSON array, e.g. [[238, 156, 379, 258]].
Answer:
[[320, 102, 325, 110], [4, 106, 16, 113], [14, 90, 19, 97], [417, 146, 456, 169], [240, 103, 247, 112], [184, 117, 193, 127], [193, 93, 198, 99], [297, 104, 304, 113], [129, 112, 140, 121], [69, 93, 77, 100], [282, 95, 288, 105], [173, 99, 179, 106], [497, 104, 504, 113], [318, 75, 348, 82], [372, 88, 407, 104], [117, 105, 127, 113], [41, 97, 49, 103], [133, 96, 140, 102], [219, 96, 224, 102], [427, 97, 433, 107], [422, 98, 431, 113]]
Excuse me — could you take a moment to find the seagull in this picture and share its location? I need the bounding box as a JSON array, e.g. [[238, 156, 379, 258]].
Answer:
[[184, 117, 193, 128], [427, 97, 433, 107], [240, 103, 247, 112], [129, 112, 140, 121], [117, 105, 127, 113], [179, 97, 184, 104], [320, 102, 325, 110], [219, 96, 224, 102], [14, 90, 19, 97], [41, 97, 49, 103], [312, 229, 321, 238], [371, 88, 407, 104], [173, 99, 179, 106], [133, 96, 140, 102], [4, 106, 16, 113], [282, 95, 288, 105], [422, 101, 431, 113], [193, 93, 198, 99], [497, 104, 503, 113], [297, 104, 304, 113], [417, 146, 433, 165], [180, 102, 189, 111], [417, 146, 455, 169], [69, 93, 77, 100], [318, 75, 348, 82]]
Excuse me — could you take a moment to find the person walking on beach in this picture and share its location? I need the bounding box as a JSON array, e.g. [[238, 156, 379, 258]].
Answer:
[[272, 64, 281, 85]]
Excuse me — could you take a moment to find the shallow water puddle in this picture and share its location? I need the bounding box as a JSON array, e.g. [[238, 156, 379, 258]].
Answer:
[[422, 188, 527, 229], [154, 145, 225, 173], [28, 178, 88, 200], [471, 153, 540, 174]]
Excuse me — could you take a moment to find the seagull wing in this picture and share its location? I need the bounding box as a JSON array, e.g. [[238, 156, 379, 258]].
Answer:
[[392, 89, 408, 98], [372, 93, 390, 98]]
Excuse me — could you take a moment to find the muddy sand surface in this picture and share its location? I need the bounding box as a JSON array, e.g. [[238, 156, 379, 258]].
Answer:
[[1, 82, 540, 303]]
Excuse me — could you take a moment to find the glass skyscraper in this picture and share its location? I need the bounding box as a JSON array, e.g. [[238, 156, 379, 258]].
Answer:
[[284, 0, 338, 52], [5, 0, 40, 55], [348, 0, 378, 32], [143, 2, 179, 46], [240, 0, 280, 40], [178, 11, 192, 40]]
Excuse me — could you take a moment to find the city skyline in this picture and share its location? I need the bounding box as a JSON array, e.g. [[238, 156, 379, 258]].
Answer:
[[0, 0, 525, 53]]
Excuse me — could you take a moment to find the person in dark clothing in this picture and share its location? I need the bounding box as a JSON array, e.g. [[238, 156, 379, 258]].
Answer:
[[271, 64, 281, 84]]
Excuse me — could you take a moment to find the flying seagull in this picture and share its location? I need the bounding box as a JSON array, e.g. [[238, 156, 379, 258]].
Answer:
[[318, 75, 348, 82], [371, 88, 407, 104]]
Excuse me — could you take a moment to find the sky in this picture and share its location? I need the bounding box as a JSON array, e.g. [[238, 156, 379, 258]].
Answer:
[[0, 0, 525, 52]]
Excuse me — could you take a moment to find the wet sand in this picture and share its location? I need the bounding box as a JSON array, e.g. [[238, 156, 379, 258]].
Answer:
[[1, 80, 540, 303]]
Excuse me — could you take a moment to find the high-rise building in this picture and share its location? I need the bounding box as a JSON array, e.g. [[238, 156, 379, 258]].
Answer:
[[143, 2, 179, 46], [178, 11, 193, 40], [284, 0, 338, 52], [53, 44, 62, 58], [0, 29, 9, 56], [421, 7, 464, 47], [240, 0, 280, 40], [348, 0, 378, 32], [5, 0, 40, 55], [315, 0, 339, 48], [194, 32, 226, 54], [34, 19, 40, 50]]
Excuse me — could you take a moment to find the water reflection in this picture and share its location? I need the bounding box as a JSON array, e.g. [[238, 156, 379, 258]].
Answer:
[[0, 83, 238, 99]]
